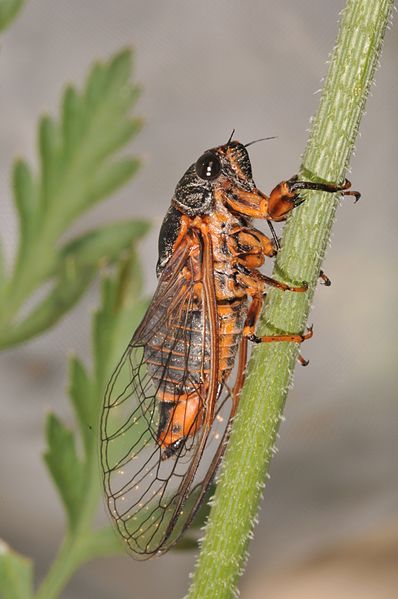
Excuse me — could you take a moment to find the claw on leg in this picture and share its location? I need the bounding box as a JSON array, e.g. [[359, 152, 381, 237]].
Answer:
[[267, 175, 360, 221], [297, 353, 309, 367], [288, 177, 361, 203], [339, 179, 361, 203], [319, 270, 331, 286]]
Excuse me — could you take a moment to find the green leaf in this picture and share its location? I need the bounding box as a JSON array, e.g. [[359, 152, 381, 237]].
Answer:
[[43, 414, 84, 531], [61, 86, 84, 161], [84, 63, 108, 109], [59, 219, 150, 268], [12, 161, 38, 247], [0, 220, 149, 349], [2, 48, 143, 349], [0, 541, 32, 599], [38, 116, 61, 208], [0, 268, 95, 350], [0, 0, 25, 32], [82, 157, 141, 210], [106, 48, 132, 88], [69, 357, 94, 452], [93, 254, 148, 390], [49, 50, 142, 231]]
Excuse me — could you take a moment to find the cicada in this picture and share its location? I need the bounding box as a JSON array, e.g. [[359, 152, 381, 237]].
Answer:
[[101, 136, 359, 559]]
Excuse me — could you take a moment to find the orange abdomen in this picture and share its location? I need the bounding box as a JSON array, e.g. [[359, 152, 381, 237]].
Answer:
[[145, 294, 247, 456], [217, 297, 248, 379]]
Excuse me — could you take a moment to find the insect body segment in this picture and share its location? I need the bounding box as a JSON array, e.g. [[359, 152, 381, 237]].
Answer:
[[145, 233, 209, 458], [101, 138, 359, 558]]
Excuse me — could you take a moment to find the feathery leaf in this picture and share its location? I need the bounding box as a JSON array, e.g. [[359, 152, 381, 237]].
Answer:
[[1, 49, 144, 349], [43, 414, 85, 531]]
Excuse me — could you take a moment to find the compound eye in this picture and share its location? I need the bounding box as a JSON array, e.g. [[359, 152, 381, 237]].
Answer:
[[195, 152, 222, 181]]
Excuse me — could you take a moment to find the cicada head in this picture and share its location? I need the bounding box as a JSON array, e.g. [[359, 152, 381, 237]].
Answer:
[[173, 139, 256, 216]]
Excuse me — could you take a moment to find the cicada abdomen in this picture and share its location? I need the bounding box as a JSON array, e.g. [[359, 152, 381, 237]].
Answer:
[[143, 247, 211, 459]]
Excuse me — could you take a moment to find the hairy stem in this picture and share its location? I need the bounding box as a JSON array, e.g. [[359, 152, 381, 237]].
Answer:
[[188, 1, 393, 597]]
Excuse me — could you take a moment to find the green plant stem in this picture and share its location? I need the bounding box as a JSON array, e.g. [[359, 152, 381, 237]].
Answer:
[[34, 436, 99, 599], [34, 418, 125, 599], [34, 534, 81, 599], [188, 1, 393, 597]]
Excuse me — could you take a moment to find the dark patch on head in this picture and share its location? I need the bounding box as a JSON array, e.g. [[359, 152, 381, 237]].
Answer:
[[173, 163, 214, 216]]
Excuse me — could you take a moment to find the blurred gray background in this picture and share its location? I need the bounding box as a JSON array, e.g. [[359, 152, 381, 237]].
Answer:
[[1, 2, 397, 598]]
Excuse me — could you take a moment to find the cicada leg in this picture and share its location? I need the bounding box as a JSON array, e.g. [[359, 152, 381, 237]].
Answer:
[[297, 353, 310, 367], [231, 290, 313, 410], [240, 294, 313, 344], [268, 177, 361, 221], [247, 323, 314, 345], [236, 269, 308, 294], [319, 270, 331, 286]]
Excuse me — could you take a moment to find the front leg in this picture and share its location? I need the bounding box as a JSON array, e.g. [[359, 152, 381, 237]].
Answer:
[[268, 177, 361, 221], [223, 178, 360, 223]]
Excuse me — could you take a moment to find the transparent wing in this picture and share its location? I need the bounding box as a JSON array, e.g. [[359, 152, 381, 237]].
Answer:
[[101, 235, 235, 558]]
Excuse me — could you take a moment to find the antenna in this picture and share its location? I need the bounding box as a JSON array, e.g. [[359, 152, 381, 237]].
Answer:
[[226, 129, 236, 144], [244, 136, 277, 148]]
